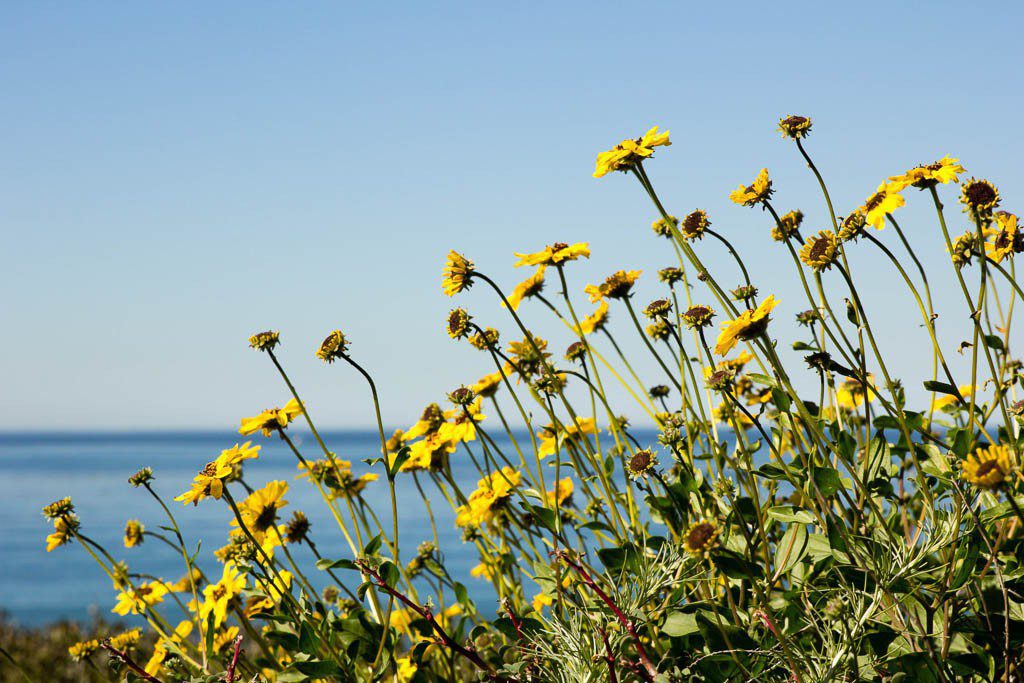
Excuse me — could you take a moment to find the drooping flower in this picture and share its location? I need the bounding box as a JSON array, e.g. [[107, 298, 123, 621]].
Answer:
[[471, 371, 503, 398], [514, 242, 590, 267], [962, 444, 1014, 491], [442, 250, 475, 296], [986, 211, 1022, 263], [729, 168, 773, 207], [684, 520, 719, 557], [836, 374, 875, 411], [45, 515, 78, 552], [771, 209, 804, 242], [546, 477, 574, 507], [123, 519, 144, 548], [714, 296, 780, 355], [248, 330, 280, 352], [651, 215, 678, 238], [506, 265, 547, 310], [446, 308, 471, 339], [575, 301, 610, 336], [316, 330, 350, 362], [860, 183, 905, 229], [245, 570, 293, 617]]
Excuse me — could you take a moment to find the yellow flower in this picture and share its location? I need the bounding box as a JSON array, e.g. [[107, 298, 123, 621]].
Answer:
[[625, 449, 657, 479], [245, 570, 293, 617], [248, 330, 280, 352], [680, 210, 710, 240], [438, 397, 486, 444], [537, 417, 597, 457], [442, 250, 475, 296], [455, 467, 521, 528], [514, 242, 590, 267], [593, 125, 671, 178], [771, 209, 804, 242], [713, 402, 753, 429], [729, 168, 773, 206], [506, 265, 547, 310], [962, 444, 1014, 490], [714, 296, 780, 355], [888, 156, 964, 191], [239, 399, 303, 437], [860, 183, 905, 229], [931, 384, 974, 412], [798, 230, 839, 272], [232, 481, 289, 544], [109, 628, 141, 651], [213, 626, 240, 654], [546, 477, 574, 507], [112, 580, 169, 616], [987, 211, 1021, 263], [200, 562, 247, 628], [45, 515, 78, 552], [575, 301, 610, 335], [395, 656, 418, 682], [470, 562, 497, 581], [123, 519, 144, 548], [401, 433, 455, 472], [683, 520, 719, 557], [836, 374, 875, 410], [68, 639, 101, 661], [595, 270, 642, 300], [532, 593, 553, 613], [145, 620, 193, 676], [404, 403, 445, 440], [471, 371, 503, 398], [175, 442, 260, 506]]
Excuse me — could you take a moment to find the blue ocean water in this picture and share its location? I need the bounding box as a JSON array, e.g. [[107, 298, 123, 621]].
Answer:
[[0, 430, 498, 626]]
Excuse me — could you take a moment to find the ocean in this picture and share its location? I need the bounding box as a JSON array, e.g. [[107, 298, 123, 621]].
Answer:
[[1, 430, 501, 627]]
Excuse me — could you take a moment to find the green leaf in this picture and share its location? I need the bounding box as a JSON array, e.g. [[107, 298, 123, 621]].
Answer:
[[812, 466, 842, 497], [315, 557, 357, 571], [771, 387, 791, 412], [923, 380, 958, 396], [363, 534, 383, 557], [773, 523, 809, 578], [293, 660, 342, 677], [982, 334, 1005, 352], [949, 536, 980, 591], [767, 505, 814, 524], [388, 446, 411, 477], [661, 610, 701, 637], [378, 560, 400, 588]]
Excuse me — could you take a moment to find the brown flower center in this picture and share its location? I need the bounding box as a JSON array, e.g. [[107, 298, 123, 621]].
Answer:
[[809, 237, 831, 261], [687, 522, 716, 550], [974, 460, 1002, 480], [965, 182, 996, 207]]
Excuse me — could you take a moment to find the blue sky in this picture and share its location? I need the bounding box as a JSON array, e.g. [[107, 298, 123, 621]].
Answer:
[[3, 2, 1022, 429]]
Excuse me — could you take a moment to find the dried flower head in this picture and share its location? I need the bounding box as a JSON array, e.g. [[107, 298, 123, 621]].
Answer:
[[643, 298, 672, 319], [128, 467, 154, 487], [447, 308, 471, 340], [706, 368, 736, 392], [658, 267, 685, 286], [316, 330, 350, 362], [771, 209, 804, 242], [730, 168, 773, 207], [683, 520, 719, 557], [649, 384, 671, 399], [681, 210, 710, 240], [448, 386, 476, 406], [248, 330, 281, 353], [838, 212, 867, 242], [1010, 400, 1024, 425], [564, 341, 587, 363], [799, 230, 839, 272], [284, 511, 311, 543], [43, 497, 75, 520], [652, 215, 678, 238], [681, 305, 715, 329], [731, 284, 759, 301], [625, 449, 657, 479], [960, 178, 1000, 217], [777, 114, 812, 140], [442, 250, 475, 296], [796, 309, 819, 326]]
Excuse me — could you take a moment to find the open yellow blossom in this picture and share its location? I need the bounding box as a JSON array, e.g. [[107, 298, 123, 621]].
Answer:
[[931, 384, 974, 412], [245, 570, 293, 617], [798, 230, 839, 272], [239, 398, 303, 437], [714, 296, 780, 355], [471, 371, 503, 398], [232, 481, 289, 544], [174, 442, 260, 506], [962, 444, 1014, 490], [395, 656, 418, 682], [532, 592, 554, 613], [506, 265, 546, 310], [145, 620, 193, 677], [683, 520, 720, 557], [455, 467, 521, 528], [594, 270, 642, 300], [470, 562, 498, 581], [837, 374, 875, 410], [987, 211, 1020, 263], [514, 242, 590, 267], [546, 477, 574, 507], [123, 519, 144, 548], [537, 417, 597, 457], [200, 562, 246, 628], [438, 397, 486, 444], [401, 433, 456, 472], [860, 183, 905, 229], [113, 580, 169, 616], [729, 168, 772, 206], [404, 403, 445, 440], [442, 250, 475, 296], [593, 125, 671, 178], [575, 300, 610, 335], [889, 156, 964, 191], [46, 515, 77, 552]]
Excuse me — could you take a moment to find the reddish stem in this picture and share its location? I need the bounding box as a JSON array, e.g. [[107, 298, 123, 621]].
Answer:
[[598, 627, 620, 683], [226, 635, 244, 682], [100, 640, 162, 683]]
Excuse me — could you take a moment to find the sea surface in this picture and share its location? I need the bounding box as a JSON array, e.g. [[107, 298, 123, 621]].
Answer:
[[1, 429, 668, 627]]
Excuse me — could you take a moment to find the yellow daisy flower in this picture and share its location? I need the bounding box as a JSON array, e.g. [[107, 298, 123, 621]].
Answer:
[[798, 230, 839, 272], [239, 398, 303, 437], [575, 300, 610, 335], [112, 580, 169, 616], [962, 444, 1014, 491], [506, 265, 547, 310], [729, 168, 773, 207], [123, 519, 144, 548], [683, 520, 720, 557], [199, 562, 246, 628], [888, 155, 964, 191], [714, 296, 780, 355], [860, 183, 905, 229], [442, 250, 475, 296], [593, 125, 671, 178], [514, 242, 590, 267]]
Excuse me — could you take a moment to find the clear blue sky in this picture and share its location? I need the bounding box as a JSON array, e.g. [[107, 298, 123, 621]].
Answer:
[[3, 2, 1022, 429]]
